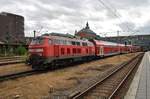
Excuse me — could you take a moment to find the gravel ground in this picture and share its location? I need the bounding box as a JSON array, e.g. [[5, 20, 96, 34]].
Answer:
[[0, 53, 139, 99]]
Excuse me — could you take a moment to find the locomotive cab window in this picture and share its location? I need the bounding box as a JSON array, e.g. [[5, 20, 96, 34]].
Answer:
[[31, 37, 44, 45], [82, 42, 87, 46]]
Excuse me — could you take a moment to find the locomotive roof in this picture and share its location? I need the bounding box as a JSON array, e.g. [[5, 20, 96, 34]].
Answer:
[[42, 35, 94, 46], [43, 35, 90, 42]]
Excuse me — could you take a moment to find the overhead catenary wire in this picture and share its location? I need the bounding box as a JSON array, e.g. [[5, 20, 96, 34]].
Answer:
[[97, 0, 143, 45], [97, 0, 140, 36]]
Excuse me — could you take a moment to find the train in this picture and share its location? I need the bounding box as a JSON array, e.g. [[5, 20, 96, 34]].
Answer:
[[27, 35, 141, 70]]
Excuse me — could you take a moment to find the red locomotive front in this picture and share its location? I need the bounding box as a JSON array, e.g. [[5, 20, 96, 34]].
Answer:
[[28, 35, 95, 70]]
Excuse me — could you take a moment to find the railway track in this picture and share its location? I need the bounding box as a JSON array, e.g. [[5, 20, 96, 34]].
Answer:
[[0, 70, 37, 82], [0, 60, 25, 66], [0, 58, 23, 62], [0, 57, 25, 66], [67, 53, 143, 99]]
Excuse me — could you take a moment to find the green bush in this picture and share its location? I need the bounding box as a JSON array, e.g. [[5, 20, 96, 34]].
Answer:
[[15, 46, 27, 55]]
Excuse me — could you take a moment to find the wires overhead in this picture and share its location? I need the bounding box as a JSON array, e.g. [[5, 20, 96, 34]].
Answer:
[[97, 0, 135, 33]]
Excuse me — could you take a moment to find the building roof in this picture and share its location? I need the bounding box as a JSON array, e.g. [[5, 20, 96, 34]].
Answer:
[[77, 22, 96, 35], [0, 12, 24, 19]]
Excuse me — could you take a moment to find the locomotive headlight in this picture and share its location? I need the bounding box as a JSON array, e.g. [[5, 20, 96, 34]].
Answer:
[[35, 48, 43, 52]]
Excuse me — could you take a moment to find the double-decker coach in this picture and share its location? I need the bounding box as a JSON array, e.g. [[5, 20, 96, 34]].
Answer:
[[92, 40, 120, 57]]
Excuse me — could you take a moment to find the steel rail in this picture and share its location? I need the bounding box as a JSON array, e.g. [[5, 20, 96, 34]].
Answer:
[[0, 60, 25, 66], [70, 53, 143, 99], [108, 54, 143, 99]]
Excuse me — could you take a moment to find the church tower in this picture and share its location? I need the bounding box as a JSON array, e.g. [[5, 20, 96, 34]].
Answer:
[[85, 22, 90, 29]]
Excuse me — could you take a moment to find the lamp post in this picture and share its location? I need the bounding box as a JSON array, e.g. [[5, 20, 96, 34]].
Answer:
[[117, 30, 120, 53], [33, 30, 36, 38]]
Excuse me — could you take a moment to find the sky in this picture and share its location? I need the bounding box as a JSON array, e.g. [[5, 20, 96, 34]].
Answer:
[[1, 0, 150, 37]]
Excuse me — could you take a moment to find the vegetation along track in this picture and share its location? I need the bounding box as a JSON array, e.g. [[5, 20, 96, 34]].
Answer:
[[0, 70, 37, 82], [69, 53, 144, 99]]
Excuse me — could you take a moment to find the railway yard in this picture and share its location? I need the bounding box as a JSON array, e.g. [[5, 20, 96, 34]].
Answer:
[[0, 52, 143, 99], [1, 0, 150, 99]]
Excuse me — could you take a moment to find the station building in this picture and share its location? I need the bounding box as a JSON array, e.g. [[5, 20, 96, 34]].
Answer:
[[75, 22, 100, 39]]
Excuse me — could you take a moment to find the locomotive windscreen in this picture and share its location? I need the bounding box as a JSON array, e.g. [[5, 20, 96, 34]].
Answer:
[[31, 37, 44, 45]]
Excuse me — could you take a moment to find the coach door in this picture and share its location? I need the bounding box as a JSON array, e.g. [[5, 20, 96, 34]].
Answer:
[[54, 45, 59, 57], [99, 46, 104, 56]]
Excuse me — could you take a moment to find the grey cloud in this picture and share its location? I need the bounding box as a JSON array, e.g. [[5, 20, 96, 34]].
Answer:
[[136, 20, 150, 34], [106, 0, 150, 9], [1, 0, 150, 37], [118, 21, 150, 35], [118, 22, 135, 31], [105, 10, 119, 19], [38, 0, 85, 10]]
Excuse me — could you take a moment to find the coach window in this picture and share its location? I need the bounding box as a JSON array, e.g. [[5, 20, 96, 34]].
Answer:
[[67, 41, 70, 45], [76, 42, 80, 46], [62, 40, 64, 44], [71, 41, 76, 45], [64, 40, 67, 45], [49, 39, 52, 44], [54, 39, 58, 44], [82, 42, 84, 46], [59, 40, 61, 44], [85, 43, 87, 46]]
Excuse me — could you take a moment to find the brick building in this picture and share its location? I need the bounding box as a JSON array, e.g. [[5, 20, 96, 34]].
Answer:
[[0, 12, 24, 43]]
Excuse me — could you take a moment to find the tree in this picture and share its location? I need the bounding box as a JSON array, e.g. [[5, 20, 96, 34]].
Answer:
[[15, 45, 27, 55]]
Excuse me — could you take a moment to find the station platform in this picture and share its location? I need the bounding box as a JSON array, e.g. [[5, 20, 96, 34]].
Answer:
[[125, 51, 150, 99]]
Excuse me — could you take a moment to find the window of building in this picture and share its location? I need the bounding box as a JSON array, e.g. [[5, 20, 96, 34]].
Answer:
[[49, 39, 52, 44]]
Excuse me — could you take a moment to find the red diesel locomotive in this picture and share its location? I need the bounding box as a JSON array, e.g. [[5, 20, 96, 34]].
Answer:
[[28, 35, 140, 70]]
